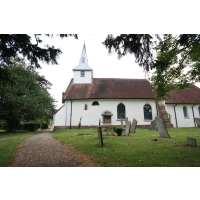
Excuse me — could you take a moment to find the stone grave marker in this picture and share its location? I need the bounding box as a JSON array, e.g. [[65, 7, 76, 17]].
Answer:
[[125, 117, 128, 128], [131, 118, 137, 133], [97, 126, 103, 147], [125, 121, 131, 136], [121, 118, 124, 129], [149, 120, 158, 131], [155, 116, 170, 138], [187, 137, 197, 147], [195, 118, 200, 127]]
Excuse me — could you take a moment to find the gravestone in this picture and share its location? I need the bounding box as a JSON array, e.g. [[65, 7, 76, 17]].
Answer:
[[97, 126, 103, 147], [187, 137, 197, 147], [131, 118, 137, 133], [125, 117, 128, 128], [125, 121, 131, 136], [149, 120, 158, 131], [155, 116, 170, 138], [120, 118, 124, 128], [195, 118, 200, 127]]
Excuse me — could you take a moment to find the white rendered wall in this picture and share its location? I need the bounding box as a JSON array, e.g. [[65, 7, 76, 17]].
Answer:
[[73, 71, 92, 84], [165, 104, 198, 127], [65, 99, 157, 127], [53, 105, 67, 126]]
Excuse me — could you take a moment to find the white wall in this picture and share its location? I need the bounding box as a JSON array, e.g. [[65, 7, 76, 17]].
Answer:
[[165, 104, 200, 128], [64, 99, 157, 127], [73, 71, 92, 84], [54, 105, 67, 126]]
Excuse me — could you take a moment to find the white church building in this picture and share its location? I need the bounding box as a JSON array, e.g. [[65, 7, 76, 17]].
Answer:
[[50, 44, 200, 131]]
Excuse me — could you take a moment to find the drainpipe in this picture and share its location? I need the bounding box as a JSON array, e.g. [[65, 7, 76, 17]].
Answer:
[[192, 104, 196, 127], [174, 104, 178, 128], [70, 100, 73, 129], [155, 101, 158, 116]]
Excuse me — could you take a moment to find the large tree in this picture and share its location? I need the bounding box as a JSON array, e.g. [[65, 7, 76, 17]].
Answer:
[[0, 59, 56, 132], [103, 34, 200, 99], [0, 34, 78, 84]]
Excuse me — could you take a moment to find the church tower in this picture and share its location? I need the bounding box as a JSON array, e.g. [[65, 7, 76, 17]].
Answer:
[[72, 44, 93, 84]]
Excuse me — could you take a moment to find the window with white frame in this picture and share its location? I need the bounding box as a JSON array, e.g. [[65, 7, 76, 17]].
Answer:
[[183, 106, 188, 118], [80, 71, 85, 77]]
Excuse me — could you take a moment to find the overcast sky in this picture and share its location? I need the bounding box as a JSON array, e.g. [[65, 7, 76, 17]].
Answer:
[[36, 34, 155, 109]]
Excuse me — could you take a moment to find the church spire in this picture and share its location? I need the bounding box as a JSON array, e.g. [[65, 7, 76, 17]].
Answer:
[[73, 43, 92, 71]]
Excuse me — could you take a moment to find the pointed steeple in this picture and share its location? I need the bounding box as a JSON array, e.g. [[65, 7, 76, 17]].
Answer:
[[73, 43, 92, 71]]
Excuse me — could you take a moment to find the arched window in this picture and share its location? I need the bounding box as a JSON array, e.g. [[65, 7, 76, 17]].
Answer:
[[198, 106, 200, 117], [143, 103, 152, 120], [183, 106, 188, 117], [117, 103, 125, 119], [92, 101, 99, 106], [84, 104, 88, 110]]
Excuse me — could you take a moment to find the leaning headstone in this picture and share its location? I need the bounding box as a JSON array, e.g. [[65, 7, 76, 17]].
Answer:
[[97, 126, 103, 147], [155, 116, 170, 138], [131, 118, 137, 133], [125, 121, 131, 136], [149, 120, 158, 131], [195, 118, 200, 127], [187, 137, 197, 147]]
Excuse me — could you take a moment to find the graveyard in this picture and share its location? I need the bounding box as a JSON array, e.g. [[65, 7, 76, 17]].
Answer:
[[53, 127, 200, 167]]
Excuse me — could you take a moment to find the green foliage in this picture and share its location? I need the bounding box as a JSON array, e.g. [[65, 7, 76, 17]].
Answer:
[[77, 121, 82, 129], [151, 34, 200, 99], [103, 34, 160, 72], [41, 123, 48, 129], [113, 126, 123, 135], [53, 128, 200, 167], [0, 34, 78, 84], [0, 59, 56, 132]]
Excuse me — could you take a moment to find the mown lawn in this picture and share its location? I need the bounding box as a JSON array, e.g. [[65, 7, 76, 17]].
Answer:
[[0, 131, 35, 167], [53, 127, 200, 167]]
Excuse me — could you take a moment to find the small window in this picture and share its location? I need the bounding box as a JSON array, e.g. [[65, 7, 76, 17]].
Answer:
[[92, 101, 99, 106], [84, 104, 88, 110], [183, 106, 188, 118], [81, 71, 85, 77], [143, 103, 152, 120]]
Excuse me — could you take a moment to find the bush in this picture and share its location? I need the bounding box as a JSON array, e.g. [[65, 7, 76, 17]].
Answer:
[[41, 123, 48, 129], [113, 126, 123, 136]]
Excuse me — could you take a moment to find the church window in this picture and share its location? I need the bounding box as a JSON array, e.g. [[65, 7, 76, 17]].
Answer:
[[183, 106, 188, 118], [81, 71, 85, 77], [117, 103, 125, 119], [143, 103, 152, 120], [199, 106, 200, 117], [84, 104, 88, 110], [92, 101, 99, 106]]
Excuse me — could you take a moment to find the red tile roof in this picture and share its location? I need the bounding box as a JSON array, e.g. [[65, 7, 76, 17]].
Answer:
[[165, 85, 200, 104], [64, 78, 200, 104], [64, 78, 155, 100]]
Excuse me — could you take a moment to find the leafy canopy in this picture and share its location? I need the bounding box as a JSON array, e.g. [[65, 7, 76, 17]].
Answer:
[[0, 59, 56, 132], [103, 34, 200, 99], [0, 34, 78, 84]]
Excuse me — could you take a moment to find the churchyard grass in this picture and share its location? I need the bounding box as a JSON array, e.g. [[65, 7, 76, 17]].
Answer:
[[53, 127, 200, 167], [0, 131, 35, 166]]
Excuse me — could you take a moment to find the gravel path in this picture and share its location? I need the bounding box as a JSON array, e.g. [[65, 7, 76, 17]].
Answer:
[[11, 129, 99, 167]]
